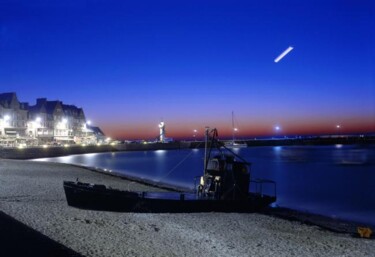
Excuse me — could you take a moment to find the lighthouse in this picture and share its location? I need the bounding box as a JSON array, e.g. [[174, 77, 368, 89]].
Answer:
[[158, 121, 165, 143]]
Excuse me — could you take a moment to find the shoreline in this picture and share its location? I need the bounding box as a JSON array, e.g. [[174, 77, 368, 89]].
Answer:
[[7, 141, 374, 240], [1, 137, 374, 160], [73, 165, 371, 234], [70, 164, 375, 237], [0, 159, 374, 256], [48, 161, 375, 233]]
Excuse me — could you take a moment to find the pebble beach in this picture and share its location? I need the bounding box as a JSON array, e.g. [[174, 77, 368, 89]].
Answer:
[[0, 159, 374, 257]]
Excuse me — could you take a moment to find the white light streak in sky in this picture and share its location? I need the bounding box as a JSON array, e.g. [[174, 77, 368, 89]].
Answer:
[[274, 46, 294, 63]]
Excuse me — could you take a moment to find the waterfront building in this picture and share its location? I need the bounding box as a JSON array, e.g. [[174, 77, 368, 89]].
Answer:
[[29, 98, 92, 144], [0, 92, 104, 147], [63, 104, 94, 144], [87, 125, 106, 144], [0, 93, 28, 143], [28, 98, 54, 142]]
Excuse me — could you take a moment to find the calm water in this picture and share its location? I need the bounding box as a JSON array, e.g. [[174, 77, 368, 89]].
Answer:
[[35, 144, 375, 226]]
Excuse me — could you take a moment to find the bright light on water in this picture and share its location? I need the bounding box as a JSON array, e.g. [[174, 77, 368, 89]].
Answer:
[[155, 150, 167, 156]]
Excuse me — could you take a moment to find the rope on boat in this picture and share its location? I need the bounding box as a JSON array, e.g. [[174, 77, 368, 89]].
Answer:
[[155, 129, 249, 183], [156, 141, 204, 181], [220, 144, 251, 165]]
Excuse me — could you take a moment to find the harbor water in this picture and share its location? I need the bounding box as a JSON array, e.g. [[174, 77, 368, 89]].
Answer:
[[35, 144, 375, 226]]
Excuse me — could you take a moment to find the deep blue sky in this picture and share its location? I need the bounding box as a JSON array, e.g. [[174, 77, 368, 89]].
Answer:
[[1, 0, 374, 139]]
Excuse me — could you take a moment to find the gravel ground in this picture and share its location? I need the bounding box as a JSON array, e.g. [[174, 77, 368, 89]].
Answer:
[[0, 159, 373, 257]]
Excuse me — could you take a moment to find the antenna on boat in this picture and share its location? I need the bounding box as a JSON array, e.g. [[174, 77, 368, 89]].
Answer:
[[204, 126, 209, 175], [203, 127, 220, 176], [232, 111, 235, 142]]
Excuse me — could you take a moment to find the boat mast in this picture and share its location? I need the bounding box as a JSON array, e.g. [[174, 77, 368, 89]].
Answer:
[[204, 126, 209, 175], [232, 111, 235, 143]]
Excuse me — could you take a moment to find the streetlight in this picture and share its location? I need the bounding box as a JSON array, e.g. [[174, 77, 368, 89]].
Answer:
[[84, 120, 93, 143], [193, 129, 197, 141], [232, 127, 239, 142], [34, 117, 42, 139], [4, 115, 10, 126], [57, 118, 69, 143], [336, 125, 341, 136], [274, 125, 281, 139]]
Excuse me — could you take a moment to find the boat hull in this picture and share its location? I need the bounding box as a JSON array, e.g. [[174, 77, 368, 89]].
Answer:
[[63, 181, 276, 213]]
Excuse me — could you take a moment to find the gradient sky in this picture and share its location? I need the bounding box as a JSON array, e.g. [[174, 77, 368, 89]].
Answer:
[[1, 0, 374, 140]]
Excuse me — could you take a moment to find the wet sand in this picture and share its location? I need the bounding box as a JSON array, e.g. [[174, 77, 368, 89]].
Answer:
[[0, 159, 373, 257]]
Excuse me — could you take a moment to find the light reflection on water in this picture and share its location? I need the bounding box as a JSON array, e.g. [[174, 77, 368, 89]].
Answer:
[[35, 144, 375, 225]]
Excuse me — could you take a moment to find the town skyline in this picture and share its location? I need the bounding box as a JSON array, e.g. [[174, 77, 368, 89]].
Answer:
[[1, 0, 374, 140], [1, 91, 373, 141]]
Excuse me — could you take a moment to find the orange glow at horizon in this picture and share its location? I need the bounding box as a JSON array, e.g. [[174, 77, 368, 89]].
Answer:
[[100, 116, 375, 140]]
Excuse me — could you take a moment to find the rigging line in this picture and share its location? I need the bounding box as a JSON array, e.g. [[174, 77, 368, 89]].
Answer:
[[221, 144, 250, 164], [157, 141, 204, 180], [205, 128, 249, 165], [234, 112, 242, 131]]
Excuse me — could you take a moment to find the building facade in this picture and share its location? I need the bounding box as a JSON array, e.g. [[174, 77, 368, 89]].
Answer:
[[0, 93, 28, 146], [0, 92, 103, 146]]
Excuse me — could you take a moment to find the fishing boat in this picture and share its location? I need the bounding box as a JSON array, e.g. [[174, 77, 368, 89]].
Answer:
[[63, 128, 276, 213], [224, 111, 247, 148]]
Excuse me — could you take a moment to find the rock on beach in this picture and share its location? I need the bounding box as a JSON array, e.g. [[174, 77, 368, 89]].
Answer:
[[0, 159, 374, 257]]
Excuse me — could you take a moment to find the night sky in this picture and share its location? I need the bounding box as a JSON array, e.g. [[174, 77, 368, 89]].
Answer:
[[1, 0, 374, 140]]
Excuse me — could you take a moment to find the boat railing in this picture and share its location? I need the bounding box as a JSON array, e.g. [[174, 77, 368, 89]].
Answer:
[[250, 179, 276, 198]]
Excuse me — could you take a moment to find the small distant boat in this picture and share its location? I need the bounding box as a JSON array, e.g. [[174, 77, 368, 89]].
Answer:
[[224, 111, 247, 148], [63, 128, 276, 213], [224, 141, 247, 148]]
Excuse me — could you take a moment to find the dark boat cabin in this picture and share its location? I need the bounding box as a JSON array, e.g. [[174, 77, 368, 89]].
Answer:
[[198, 154, 250, 200]]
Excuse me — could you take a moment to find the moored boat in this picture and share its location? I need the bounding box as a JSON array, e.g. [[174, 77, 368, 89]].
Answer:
[[63, 181, 276, 213], [224, 141, 247, 148], [224, 111, 247, 148], [63, 128, 276, 212]]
